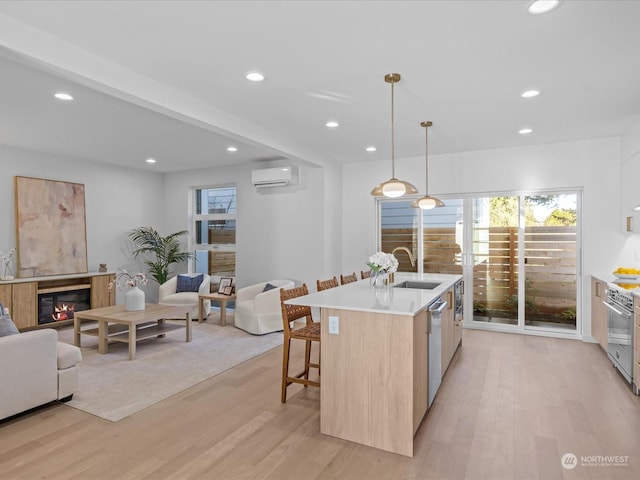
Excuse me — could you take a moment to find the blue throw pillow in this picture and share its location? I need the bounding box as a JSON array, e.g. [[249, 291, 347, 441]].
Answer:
[[0, 316, 19, 337], [176, 274, 204, 293], [262, 282, 277, 292]]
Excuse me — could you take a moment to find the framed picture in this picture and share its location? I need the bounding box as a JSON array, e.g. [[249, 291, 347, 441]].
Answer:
[[223, 286, 233, 296], [14, 176, 88, 277], [218, 277, 233, 294]]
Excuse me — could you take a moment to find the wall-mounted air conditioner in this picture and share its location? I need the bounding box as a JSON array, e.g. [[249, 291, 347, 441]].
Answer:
[[251, 166, 298, 188]]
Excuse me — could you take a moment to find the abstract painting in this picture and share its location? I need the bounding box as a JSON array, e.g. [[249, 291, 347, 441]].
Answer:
[[14, 176, 88, 277]]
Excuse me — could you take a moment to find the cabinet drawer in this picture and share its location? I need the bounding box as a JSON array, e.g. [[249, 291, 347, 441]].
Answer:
[[635, 362, 640, 390], [635, 300, 640, 314]]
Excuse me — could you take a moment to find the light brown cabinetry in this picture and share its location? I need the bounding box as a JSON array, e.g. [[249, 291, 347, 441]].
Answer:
[[11, 282, 37, 329], [442, 286, 461, 376], [0, 273, 115, 330], [320, 306, 428, 457], [441, 287, 453, 375], [0, 284, 11, 314], [591, 276, 608, 350], [91, 274, 115, 308], [413, 309, 428, 433], [0, 281, 38, 329], [453, 301, 463, 349]]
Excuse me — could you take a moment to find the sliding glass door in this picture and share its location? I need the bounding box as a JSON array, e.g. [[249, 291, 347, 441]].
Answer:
[[471, 195, 519, 326], [523, 194, 578, 331], [469, 193, 578, 332], [377, 190, 580, 335]]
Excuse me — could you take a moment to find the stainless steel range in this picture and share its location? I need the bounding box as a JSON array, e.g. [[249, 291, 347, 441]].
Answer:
[[604, 286, 635, 391]]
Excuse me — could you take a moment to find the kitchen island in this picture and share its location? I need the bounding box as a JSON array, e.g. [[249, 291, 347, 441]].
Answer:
[[286, 272, 462, 457]]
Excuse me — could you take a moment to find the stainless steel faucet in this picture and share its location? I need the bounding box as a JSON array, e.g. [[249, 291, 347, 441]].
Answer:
[[391, 246, 416, 267]]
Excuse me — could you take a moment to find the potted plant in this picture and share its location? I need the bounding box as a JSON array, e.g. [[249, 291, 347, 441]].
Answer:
[[128, 227, 193, 285]]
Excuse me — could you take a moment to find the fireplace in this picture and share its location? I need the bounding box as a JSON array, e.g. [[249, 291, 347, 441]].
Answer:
[[38, 288, 91, 325]]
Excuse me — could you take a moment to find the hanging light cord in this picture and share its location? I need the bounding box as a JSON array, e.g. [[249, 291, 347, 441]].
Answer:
[[390, 79, 396, 179], [424, 123, 429, 195], [422, 120, 433, 196]]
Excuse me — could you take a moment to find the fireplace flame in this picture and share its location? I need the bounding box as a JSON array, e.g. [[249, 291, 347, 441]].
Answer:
[[52, 303, 76, 321]]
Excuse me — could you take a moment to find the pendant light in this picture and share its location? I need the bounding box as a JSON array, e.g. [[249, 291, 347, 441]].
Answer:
[[411, 121, 444, 209], [371, 73, 419, 198]]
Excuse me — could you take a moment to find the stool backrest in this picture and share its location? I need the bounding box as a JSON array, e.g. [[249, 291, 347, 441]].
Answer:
[[317, 276, 339, 291], [280, 284, 313, 333], [340, 272, 357, 285]]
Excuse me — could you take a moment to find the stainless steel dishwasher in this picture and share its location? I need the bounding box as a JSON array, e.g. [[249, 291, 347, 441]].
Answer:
[[428, 297, 447, 407]]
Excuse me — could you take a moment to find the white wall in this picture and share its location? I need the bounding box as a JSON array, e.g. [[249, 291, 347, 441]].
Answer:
[[163, 160, 336, 290], [0, 145, 164, 302], [617, 120, 640, 267], [342, 137, 623, 340]]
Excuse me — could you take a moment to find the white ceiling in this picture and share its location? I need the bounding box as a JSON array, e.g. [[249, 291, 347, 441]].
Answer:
[[0, 0, 639, 173]]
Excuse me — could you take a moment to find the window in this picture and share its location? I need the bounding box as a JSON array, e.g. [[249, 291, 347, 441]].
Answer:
[[193, 186, 236, 280]]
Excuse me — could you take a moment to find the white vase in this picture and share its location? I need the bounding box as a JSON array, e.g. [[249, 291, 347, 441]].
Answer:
[[125, 286, 145, 311]]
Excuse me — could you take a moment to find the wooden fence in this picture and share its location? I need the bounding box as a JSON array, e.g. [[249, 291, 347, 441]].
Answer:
[[381, 225, 577, 319], [207, 251, 236, 277]]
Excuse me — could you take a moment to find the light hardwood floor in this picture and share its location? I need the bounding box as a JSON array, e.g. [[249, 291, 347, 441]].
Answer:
[[1, 329, 639, 480]]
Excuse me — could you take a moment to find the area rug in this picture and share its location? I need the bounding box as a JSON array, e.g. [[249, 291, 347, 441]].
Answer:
[[56, 320, 282, 422]]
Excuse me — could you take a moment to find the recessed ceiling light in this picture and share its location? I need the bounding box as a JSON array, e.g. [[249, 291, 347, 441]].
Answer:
[[226, 146, 238, 152], [145, 158, 156, 164], [54, 92, 73, 101], [521, 89, 540, 98], [366, 146, 377, 152], [519, 128, 533, 135], [527, 0, 560, 15], [326, 121, 339, 128], [245, 72, 265, 82]]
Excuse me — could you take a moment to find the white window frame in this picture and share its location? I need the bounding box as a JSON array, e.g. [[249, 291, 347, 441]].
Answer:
[[189, 184, 237, 275]]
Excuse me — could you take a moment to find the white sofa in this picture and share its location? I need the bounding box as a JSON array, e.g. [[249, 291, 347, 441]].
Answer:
[[158, 274, 211, 320], [0, 329, 82, 421], [234, 279, 295, 335]]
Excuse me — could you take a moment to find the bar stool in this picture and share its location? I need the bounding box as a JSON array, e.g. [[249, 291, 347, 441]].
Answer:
[[340, 272, 357, 285], [279, 284, 320, 403], [317, 276, 339, 291], [361, 270, 371, 279]]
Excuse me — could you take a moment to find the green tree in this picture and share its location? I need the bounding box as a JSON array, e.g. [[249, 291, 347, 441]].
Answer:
[[490, 197, 518, 226], [544, 208, 577, 226], [489, 197, 537, 226]]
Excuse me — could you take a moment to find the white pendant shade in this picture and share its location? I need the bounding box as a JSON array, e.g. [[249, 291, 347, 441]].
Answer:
[[410, 195, 446, 210], [372, 178, 419, 198]]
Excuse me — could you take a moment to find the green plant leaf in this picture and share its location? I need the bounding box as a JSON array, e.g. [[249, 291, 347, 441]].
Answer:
[[128, 227, 193, 284]]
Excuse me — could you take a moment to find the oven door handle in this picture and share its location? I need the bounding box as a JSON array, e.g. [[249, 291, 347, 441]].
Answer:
[[602, 301, 632, 318]]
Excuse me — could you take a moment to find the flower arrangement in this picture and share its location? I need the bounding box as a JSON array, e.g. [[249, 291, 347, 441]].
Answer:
[[367, 251, 399, 274], [108, 270, 148, 290]]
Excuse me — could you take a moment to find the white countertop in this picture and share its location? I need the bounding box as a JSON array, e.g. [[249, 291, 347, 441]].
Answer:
[[592, 273, 640, 296], [286, 272, 462, 316]]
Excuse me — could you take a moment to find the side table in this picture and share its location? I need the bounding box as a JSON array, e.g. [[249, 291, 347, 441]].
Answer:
[[198, 292, 236, 326]]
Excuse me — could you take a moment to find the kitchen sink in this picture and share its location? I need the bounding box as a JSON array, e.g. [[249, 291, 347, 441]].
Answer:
[[393, 280, 441, 290]]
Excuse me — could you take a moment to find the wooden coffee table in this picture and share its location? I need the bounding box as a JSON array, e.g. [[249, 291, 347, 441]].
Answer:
[[74, 304, 191, 360], [198, 292, 236, 326]]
